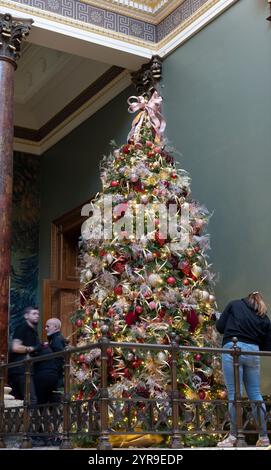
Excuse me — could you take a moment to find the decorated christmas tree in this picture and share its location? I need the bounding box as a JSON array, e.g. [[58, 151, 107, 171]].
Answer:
[[71, 62, 225, 446]]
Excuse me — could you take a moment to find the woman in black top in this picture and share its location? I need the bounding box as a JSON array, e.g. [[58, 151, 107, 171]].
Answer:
[[216, 292, 271, 447]]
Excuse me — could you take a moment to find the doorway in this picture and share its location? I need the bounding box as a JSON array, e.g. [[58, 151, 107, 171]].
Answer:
[[42, 202, 88, 342]]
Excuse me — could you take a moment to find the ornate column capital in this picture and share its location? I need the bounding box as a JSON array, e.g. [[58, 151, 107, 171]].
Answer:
[[0, 13, 33, 68], [131, 55, 163, 98]]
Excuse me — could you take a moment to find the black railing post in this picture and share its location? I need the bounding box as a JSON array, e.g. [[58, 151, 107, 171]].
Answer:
[[170, 333, 183, 448], [20, 355, 32, 448], [97, 325, 111, 450], [0, 355, 6, 448], [232, 337, 246, 447], [60, 347, 73, 449]]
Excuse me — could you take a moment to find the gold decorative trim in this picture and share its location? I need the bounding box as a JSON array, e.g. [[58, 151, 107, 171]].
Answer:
[[1, 0, 226, 52], [0, 0, 155, 48], [157, 0, 224, 49], [82, 0, 184, 24]]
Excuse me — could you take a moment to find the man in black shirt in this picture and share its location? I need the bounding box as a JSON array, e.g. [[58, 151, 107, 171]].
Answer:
[[8, 306, 41, 404]]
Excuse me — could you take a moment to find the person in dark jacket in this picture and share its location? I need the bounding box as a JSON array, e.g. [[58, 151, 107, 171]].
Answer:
[[34, 343, 59, 404], [216, 292, 271, 447], [45, 318, 67, 399]]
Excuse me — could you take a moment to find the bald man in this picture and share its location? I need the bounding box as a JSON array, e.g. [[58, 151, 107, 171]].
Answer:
[[45, 318, 67, 391]]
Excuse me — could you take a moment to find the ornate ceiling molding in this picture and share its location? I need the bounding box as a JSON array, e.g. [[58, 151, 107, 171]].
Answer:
[[0, 0, 239, 50]]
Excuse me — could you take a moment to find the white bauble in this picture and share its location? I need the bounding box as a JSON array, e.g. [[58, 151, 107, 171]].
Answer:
[[191, 264, 203, 278], [85, 269, 93, 281], [148, 273, 162, 287], [157, 352, 167, 363]]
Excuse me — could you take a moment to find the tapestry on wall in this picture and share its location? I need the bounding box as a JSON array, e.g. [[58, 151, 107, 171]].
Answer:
[[9, 152, 40, 336]]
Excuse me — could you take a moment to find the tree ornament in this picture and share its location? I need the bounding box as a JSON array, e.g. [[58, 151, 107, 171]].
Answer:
[[200, 290, 210, 301], [209, 294, 215, 303], [76, 319, 83, 327], [85, 269, 93, 281], [219, 390, 227, 399], [194, 354, 202, 362], [130, 173, 138, 182], [135, 305, 143, 314], [141, 194, 149, 204], [93, 311, 100, 320], [79, 354, 85, 363], [148, 273, 162, 287], [198, 390, 206, 400], [127, 353, 134, 361], [157, 351, 167, 363], [111, 180, 119, 187], [167, 276, 176, 285], [114, 285, 123, 295], [191, 264, 203, 278], [106, 253, 114, 264]]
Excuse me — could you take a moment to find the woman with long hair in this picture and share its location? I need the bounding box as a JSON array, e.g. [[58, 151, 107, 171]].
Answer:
[[216, 292, 271, 447]]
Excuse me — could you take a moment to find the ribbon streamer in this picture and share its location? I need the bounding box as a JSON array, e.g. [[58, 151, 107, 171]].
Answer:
[[127, 91, 166, 143]]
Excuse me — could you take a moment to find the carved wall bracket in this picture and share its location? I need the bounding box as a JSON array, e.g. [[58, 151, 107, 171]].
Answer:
[[131, 55, 162, 98], [0, 13, 33, 67]]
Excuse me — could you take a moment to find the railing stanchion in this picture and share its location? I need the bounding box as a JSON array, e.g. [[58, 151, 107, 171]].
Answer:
[[170, 333, 183, 448], [97, 325, 111, 450], [60, 347, 73, 449], [20, 355, 32, 448]]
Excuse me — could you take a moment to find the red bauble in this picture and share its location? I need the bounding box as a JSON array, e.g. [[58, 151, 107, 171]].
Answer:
[[194, 354, 202, 362], [147, 150, 155, 158], [183, 279, 190, 286], [79, 354, 85, 363], [113, 262, 125, 273], [111, 180, 119, 187], [171, 173, 177, 179], [145, 140, 153, 148], [122, 145, 130, 154], [76, 319, 83, 327], [135, 305, 143, 314], [153, 146, 162, 153], [158, 308, 166, 318], [198, 390, 206, 400], [114, 285, 123, 295], [167, 276, 176, 285], [123, 368, 132, 379], [125, 311, 138, 326], [92, 322, 97, 328], [191, 274, 198, 282], [155, 232, 166, 246], [108, 307, 115, 317], [186, 309, 199, 333], [180, 261, 191, 276], [194, 246, 200, 253]]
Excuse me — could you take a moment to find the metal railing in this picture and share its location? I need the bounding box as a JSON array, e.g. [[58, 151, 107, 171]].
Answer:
[[0, 328, 270, 449]]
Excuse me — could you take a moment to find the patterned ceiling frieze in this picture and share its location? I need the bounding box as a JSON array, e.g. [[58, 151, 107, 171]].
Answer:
[[3, 0, 231, 45]]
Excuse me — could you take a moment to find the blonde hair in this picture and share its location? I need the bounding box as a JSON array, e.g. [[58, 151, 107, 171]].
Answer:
[[246, 292, 267, 317]]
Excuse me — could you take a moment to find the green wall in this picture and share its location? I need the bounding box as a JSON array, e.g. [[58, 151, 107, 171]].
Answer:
[[39, 86, 133, 288], [162, 0, 271, 390]]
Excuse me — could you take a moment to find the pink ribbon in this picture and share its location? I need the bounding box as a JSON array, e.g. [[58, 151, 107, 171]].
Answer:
[[127, 91, 166, 142]]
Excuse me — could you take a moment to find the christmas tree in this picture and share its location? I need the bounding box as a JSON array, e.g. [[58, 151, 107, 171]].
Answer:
[[72, 84, 225, 445]]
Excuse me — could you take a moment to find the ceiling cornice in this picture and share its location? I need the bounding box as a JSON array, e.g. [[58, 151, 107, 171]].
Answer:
[[14, 68, 131, 155]]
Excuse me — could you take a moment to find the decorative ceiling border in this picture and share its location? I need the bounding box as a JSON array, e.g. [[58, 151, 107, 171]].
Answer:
[[1, 0, 238, 47]]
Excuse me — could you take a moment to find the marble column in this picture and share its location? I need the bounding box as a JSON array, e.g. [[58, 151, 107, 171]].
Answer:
[[0, 13, 33, 359]]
